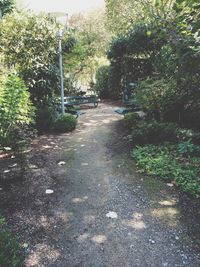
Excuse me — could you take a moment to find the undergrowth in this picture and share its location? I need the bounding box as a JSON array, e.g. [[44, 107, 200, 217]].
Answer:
[[131, 144, 200, 198]]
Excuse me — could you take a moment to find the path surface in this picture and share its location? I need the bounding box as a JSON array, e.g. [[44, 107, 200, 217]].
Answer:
[[1, 103, 200, 267]]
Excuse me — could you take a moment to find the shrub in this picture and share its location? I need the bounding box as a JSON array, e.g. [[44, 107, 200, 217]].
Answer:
[[135, 78, 185, 122], [54, 114, 77, 133], [123, 112, 141, 129], [0, 216, 24, 267], [95, 65, 110, 99], [35, 101, 58, 133], [132, 121, 178, 145], [0, 13, 59, 106], [132, 145, 200, 197], [177, 140, 200, 157], [0, 74, 35, 171]]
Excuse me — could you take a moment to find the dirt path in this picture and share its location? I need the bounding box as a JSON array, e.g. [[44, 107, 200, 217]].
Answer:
[[0, 103, 200, 267]]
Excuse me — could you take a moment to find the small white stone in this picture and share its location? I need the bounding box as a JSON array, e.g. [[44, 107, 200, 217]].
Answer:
[[22, 243, 29, 248], [175, 236, 179, 240], [4, 170, 10, 173], [4, 147, 11, 151], [106, 211, 118, 219], [58, 161, 66, 166], [149, 239, 155, 244], [81, 163, 88, 166], [167, 183, 174, 187], [45, 189, 54, 194], [10, 163, 17, 168]]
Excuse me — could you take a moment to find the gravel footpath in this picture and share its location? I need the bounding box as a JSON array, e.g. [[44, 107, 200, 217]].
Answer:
[[0, 103, 199, 267]]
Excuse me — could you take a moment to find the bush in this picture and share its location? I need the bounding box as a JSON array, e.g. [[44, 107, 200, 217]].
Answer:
[[35, 101, 58, 133], [54, 114, 77, 133], [94, 65, 110, 99], [132, 121, 178, 145], [0, 217, 24, 267], [132, 145, 200, 197], [123, 112, 141, 129], [0, 74, 34, 136], [0, 74, 35, 171], [177, 140, 200, 157]]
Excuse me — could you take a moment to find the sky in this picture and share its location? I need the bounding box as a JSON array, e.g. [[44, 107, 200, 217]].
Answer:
[[17, 0, 105, 15]]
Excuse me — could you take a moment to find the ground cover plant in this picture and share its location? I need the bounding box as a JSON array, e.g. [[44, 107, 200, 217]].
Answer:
[[132, 144, 200, 198], [0, 216, 24, 267]]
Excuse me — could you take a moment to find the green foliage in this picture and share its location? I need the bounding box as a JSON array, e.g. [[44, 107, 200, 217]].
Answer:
[[132, 144, 200, 197], [0, 12, 60, 105], [94, 65, 110, 98], [0, 0, 15, 17], [105, 0, 175, 35], [123, 112, 141, 129], [54, 114, 77, 133], [132, 121, 178, 145], [0, 74, 34, 146], [135, 77, 185, 121], [0, 74, 35, 170], [0, 216, 24, 267], [94, 63, 123, 99], [177, 140, 200, 157], [35, 102, 58, 133], [65, 9, 111, 88], [108, 23, 166, 60]]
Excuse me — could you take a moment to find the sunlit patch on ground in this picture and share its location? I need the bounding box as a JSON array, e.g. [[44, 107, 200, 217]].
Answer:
[[91, 235, 107, 244], [122, 212, 147, 230], [25, 244, 60, 267], [159, 199, 177, 206], [72, 196, 88, 203], [150, 207, 179, 227], [77, 233, 90, 243]]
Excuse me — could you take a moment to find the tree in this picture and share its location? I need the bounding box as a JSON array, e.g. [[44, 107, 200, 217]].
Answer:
[[0, 12, 59, 105], [105, 0, 176, 34], [64, 9, 111, 91], [0, 0, 15, 17]]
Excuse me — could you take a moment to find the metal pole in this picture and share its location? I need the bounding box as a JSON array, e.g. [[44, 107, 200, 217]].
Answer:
[[58, 35, 65, 114]]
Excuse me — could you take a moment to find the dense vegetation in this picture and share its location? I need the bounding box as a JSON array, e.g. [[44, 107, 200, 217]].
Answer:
[[100, 0, 200, 197], [1, 0, 200, 265]]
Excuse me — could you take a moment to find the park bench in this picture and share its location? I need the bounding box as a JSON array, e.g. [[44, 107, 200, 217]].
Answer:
[[115, 83, 141, 116], [115, 99, 141, 116], [64, 95, 100, 118]]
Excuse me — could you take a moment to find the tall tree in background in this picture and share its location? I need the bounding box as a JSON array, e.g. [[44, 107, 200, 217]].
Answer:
[[64, 8, 111, 92], [0, 0, 15, 17], [105, 0, 175, 34]]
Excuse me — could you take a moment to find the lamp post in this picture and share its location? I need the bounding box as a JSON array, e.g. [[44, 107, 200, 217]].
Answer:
[[48, 12, 68, 114], [57, 29, 65, 114]]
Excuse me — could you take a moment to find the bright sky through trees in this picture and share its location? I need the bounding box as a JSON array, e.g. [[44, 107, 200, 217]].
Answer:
[[17, 0, 105, 14]]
